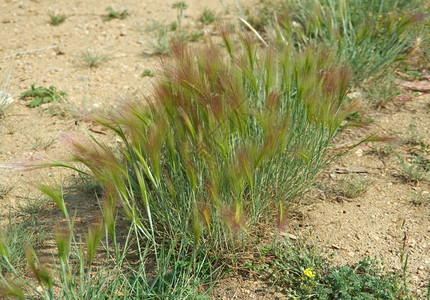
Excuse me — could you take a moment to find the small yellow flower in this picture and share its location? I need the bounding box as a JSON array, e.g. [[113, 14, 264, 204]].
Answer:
[[398, 17, 402, 21], [303, 267, 315, 278], [378, 14, 382, 18]]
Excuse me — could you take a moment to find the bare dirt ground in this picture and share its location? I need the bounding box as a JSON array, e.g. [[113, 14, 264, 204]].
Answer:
[[1, 0, 429, 298]]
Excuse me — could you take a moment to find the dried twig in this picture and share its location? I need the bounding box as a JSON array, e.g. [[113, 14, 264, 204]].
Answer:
[[2, 46, 58, 59]]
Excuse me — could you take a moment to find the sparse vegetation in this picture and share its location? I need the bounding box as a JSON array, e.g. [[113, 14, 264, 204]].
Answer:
[[49, 13, 66, 26], [337, 175, 370, 199], [397, 153, 429, 183], [172, 2, 187, 33], [20, 84, 67, 107], [410, 190, 430, 206], [78, 49, 110, 68], [145, 3, 207, 55], [105, 6, 128, 20], [0, 214, 46, 275], [242, 240, 407, 299], [199, 8, 216, 25], [31, 137, 56, 151], [145, 22, 171, 55], [141, 68, 154, 77], [246, 0, 425, 84], [363, 70, 401, 108], [0, 184, 13, 200]]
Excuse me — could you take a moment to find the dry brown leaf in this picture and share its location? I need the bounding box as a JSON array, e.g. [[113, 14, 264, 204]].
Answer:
[[399, 80, 430, 92]]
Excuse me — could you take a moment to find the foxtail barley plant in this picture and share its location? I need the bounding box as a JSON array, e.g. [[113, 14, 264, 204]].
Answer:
[[1, 32, 356, 298], [61, 34, 354, 249]]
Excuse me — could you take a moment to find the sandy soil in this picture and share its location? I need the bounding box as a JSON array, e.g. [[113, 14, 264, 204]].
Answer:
[[0, 0, 429, 298]]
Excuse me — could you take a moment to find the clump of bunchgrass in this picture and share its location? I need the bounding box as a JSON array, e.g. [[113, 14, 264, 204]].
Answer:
[[199, 8, 216, 25], [49, 12, 66, 26], [77, 49, 110, 68], [145, 22, 171, 55], [60, 34, 354, 249], [0, 214, 46, 276], [336, 175, 370, 199], [396, 153, 429, 183], [1, 32, 356, 298]]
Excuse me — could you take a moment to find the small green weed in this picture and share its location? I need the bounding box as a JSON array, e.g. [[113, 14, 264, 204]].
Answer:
[[397, 153, 429, 183], [145, 22, 171, 55], [410, 190, 430, 206], [78, 50, 110, 68], [49, 13, 66, 26], [337, 175, 370, 199], [144, 4, 209, 55], [189, 31, 202, 42], [363, 71, 400, 108], [406, 70, 424, 80], [20, 84, 67, 108], [405, 124, 426, 147], [104, 6, 128, 20], [199, 8, 216, 25], [169, 21, 178, 31], [31, 137, 56, 151], [0, 184, 13, 200], [141, 69, 154, 77], [172, 2, 187, 30], [371, 144, 394, 159]]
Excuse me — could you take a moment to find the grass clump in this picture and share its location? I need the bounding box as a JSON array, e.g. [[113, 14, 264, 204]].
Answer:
[[397, 154, 429, 183], [105, 6, 128, 20], [66, 36, 353, 247], [199, 8, 216, 25], [141, 68, 154, 77], [0, 216, 46, 275], [49, 13, 66, 26], [20, 84, 67, 108], [78, 50, 110, 68], [336, 175, 370, 198], [145, 22, 171, 55], [410, 190, 430, 206], [255, 0, 426, 83], [0, 33, 355, 298]]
